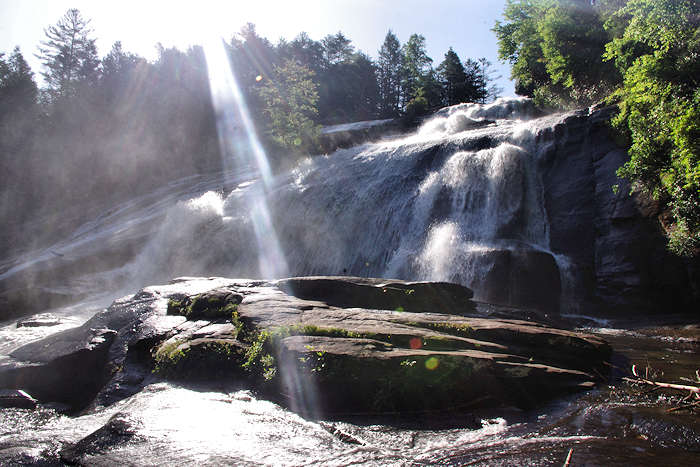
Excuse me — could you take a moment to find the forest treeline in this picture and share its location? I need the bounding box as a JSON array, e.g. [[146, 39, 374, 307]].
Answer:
[[0, 9, 499, 254], [494, 0, 699, 256]]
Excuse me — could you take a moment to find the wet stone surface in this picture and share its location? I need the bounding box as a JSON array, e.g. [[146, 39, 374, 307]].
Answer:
[[0, 276, 611, 416]]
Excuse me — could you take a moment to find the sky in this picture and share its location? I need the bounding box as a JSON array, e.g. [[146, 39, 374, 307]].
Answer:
[[0, 0, 515, 96]]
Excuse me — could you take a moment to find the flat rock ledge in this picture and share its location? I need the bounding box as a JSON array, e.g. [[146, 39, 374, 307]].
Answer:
[[0, 276, 610, 417]]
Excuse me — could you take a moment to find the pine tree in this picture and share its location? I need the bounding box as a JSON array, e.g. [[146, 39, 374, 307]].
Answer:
[[437, 47, 469, 105], [322, 32, 354, 65], [36, 9, 100, 97], [463, 58, 489, 104], [0, 47, 37, 110], [377, 30, 403, 117], [401, 34, 433, 106]]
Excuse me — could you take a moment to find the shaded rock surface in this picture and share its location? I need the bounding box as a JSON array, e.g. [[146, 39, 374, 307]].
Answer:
[[0, 276, 610, 417], [540, 105, 698, 313], [319, 118, 402, 152]]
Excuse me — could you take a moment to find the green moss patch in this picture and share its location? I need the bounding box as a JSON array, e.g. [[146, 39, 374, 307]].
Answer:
[[167, 289, 243, 321], [153, 337, 247, 379]]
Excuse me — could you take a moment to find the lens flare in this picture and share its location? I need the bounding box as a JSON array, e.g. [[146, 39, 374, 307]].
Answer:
[[425, 357, 439, 370], [409, 337, 423, 349]]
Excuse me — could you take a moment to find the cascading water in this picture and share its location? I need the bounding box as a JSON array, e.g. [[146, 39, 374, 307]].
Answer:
[[130, 97, 564, 310]]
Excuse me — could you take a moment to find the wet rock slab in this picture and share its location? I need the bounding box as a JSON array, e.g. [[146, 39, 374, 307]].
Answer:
[[0, 276, 610, 416]]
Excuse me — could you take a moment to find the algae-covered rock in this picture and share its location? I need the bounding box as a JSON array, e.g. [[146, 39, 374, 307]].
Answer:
[[0, 276, 611, 416], [167, 288, 243, 320]]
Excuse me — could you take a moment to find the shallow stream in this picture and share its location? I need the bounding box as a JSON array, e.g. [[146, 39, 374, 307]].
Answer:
[[1, 305, 698, 466]]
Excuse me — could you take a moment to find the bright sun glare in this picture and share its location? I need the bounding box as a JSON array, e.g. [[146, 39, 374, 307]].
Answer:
[[202, 37, 289, 280]]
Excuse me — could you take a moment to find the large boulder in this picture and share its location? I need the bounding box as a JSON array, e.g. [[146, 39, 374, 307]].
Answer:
[[467, 248, 561, 312], [276, 276, 475, 314], [0, 277, 610, 417]]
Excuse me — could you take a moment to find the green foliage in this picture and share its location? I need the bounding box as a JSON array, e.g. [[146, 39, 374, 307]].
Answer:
[[537, 1, 619, 104], [37, 8, 100, 97], [258, 59, 320, 155], [437, 49, 492, 105], [604, 0, 700, 255], [242, 329, 277, 379], [0, 47, 37, 109], [401, 34, 433, 106], [321, 32, 354, 65], [494, 0, 554, 99], [494, 0, 618, 107], [495, 0, 700, 255], [377, 30, 403, 117], [319, 52, 380, 123]]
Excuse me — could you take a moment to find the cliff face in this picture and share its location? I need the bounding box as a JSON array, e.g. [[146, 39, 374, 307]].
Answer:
[[538, 105, 697, 314]]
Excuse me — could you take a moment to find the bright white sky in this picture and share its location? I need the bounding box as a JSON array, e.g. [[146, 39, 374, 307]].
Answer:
[[0, 0, 515, 95]]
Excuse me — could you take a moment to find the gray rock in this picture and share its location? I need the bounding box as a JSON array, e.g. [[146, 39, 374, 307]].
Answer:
[[0, 389, 37, 409], [0, 277, 611, 416], [276, 276, 475, 314]]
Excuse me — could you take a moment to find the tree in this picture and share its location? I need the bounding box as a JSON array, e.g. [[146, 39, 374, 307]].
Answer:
[[493, 0, 554, 99], [322, 32, 354, 66], [258, 59, 320, 155], [102, 41, 142, 78], [278, 32, 325, 75], [477, 58, 504, 103], [437, 47, 470, 105], [494, 0, 619, 106], [319, 52, 380, 123], [36, 9, 99, 96], [604, 0, 700, 255], [537, 0, 619, 104], [401, 34, 433, 106], [377, 30, 403, 117], [0, 47, 37, 111]]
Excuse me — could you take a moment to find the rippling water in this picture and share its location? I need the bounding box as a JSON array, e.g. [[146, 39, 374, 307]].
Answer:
[[1, 316, 698, 465]]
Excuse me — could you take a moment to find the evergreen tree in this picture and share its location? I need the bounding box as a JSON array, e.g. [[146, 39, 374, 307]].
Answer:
[[437, 47, 469, 105], [401, 34, 433, 106], [102, 41, 142, 78], [278, 32, 325, 75], [377, 30, 403, 117], [321, 32, 354, 65], [36, 9, 100, 97], [319, 52, 380, 123], [0, 47, 38, 111], [477, 58, 503, 103]]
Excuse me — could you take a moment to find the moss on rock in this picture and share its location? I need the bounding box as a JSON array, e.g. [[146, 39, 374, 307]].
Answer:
[[167, 289, 243, 321]]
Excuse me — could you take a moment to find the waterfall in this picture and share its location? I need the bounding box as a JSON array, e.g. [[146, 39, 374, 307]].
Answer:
[[129, 97, 565, 311]]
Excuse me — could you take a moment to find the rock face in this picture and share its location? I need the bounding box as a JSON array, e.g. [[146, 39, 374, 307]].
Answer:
[[466, 248, 561, 312], [0, 277, 610, 417], [539, 106, 698, 313]]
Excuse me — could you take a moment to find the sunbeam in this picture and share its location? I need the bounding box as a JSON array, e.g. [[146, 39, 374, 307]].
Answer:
[[203, 37, 288, 280]]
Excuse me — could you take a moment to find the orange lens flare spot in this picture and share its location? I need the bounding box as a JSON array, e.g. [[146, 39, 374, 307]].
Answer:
[[255, 75, 263, 82], [409, 337, 423, 349], [425, 357, 439, 370]]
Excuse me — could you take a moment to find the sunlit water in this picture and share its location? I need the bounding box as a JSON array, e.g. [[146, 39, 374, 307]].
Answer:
[[2, 322, 697, 465]]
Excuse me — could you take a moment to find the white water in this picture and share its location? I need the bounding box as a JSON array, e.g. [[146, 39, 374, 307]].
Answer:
[[0, 97, 570, 327], [122, 97, 563, 306]]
